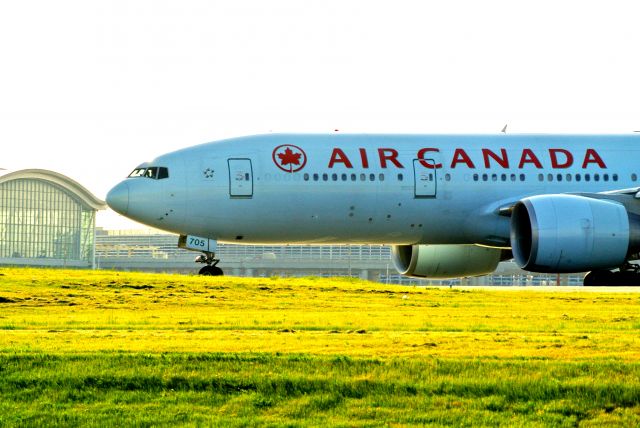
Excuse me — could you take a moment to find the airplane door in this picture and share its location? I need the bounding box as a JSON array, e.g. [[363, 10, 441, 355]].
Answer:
[[228, 158, 253, 197], [413, 159, 437, 197]]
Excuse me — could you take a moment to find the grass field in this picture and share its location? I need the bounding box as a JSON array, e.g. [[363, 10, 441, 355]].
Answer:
[[1, 268, 639, 426]]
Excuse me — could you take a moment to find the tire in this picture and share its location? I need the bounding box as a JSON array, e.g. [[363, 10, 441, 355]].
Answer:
[[583, 270, 613, 286], [583, 272, 595, 286], [199, 266, 224, 276], [611, 271, 639, 286]]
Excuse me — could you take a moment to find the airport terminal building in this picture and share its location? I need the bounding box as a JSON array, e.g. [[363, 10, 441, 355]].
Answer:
[[0, 169, 106, 268]]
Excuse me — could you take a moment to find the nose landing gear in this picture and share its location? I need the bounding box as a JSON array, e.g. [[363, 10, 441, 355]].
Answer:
[[178, 235, 224, 276], [195, 251, 224, 276]]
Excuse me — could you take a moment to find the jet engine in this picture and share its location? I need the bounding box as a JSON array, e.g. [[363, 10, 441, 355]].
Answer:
[[391, 244, 502, 279], [510, 194, 640, 273]]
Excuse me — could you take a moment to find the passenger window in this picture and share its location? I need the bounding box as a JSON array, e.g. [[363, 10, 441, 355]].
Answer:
[[557, 174, 563, 182], [510, 174, 516, 182], [341, 174, 347, 181], [304, 173, 309, 181], [519, 174, 525, 182], [613, 174, 618, 182], [501, 174, 506, 182], [538, 174, 544, 182], [632, 173, 638, 182], [397, 173, 404, 181], [473, 174, 479, 182], [313, 173, 319, 181], [331, 173, 338, 181], [351, 173, 357, 181], [576, 174, 581, 182], [547, 174, 553, 182], [482, 174, 488, 181], [322, 173, 328, 181], [491, 174, 497, 182], [379, 174, 385, 181], [594, 174, 600, 182], [370, 173, 375, 181], [585, 174, 591, 182], [360, 173, 366, 181], [566, 174, 572, 182], [603, 174, 609, 182]]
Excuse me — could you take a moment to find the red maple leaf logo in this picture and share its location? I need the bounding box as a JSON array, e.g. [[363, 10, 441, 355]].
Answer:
[[272, 144, 307, 172], [277, 148, 301, 167]]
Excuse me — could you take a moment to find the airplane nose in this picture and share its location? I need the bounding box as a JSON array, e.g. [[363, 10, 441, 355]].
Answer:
[[106, 182, 130, 215]]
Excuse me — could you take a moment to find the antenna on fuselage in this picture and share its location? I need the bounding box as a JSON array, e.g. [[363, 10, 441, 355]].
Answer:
[[501, 124, 508, 134]]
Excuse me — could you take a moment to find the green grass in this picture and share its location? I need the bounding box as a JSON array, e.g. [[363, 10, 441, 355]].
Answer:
[[1, 268, 640, 426], [1, 353, 639, 427]]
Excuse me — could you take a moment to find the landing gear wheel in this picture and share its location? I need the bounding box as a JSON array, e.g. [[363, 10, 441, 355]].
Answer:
[[584, 264, 640, 286], [195, 251, 223, 276], [614, 269, 639, 286], [583, 270, 613, 286], [199, 266, 224, 276]]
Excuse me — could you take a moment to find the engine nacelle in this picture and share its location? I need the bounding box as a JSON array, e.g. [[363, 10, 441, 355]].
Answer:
[[510, 195, 637, 273], [391, 244, 502, 279]]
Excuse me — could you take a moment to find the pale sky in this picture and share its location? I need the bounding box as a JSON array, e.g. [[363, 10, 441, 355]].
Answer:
[[1, 1, 639, 229]]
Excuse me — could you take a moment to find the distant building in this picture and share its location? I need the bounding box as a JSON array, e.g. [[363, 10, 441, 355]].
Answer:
[[0, 169, 106, 268], [95, 229, 585, 285], [95, 228, 406, 282]]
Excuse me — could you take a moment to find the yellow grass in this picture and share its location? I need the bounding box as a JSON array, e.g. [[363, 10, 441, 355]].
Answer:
[[1, 268, 639, 360]]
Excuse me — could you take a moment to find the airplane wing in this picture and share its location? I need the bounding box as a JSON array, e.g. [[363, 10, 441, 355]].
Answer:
[[496, 187, 640, 218]]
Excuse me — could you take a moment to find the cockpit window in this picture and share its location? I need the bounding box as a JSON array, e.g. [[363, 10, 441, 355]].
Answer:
[[128, 166, 169, 180], [157, 167, 169, 179]]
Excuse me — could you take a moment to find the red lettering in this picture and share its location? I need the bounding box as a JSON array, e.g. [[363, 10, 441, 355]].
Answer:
[[582, 148, 607, 168], [482, 148, 509, 168], [450, 148, 475, 168], [326, 146, 604, 170], [378, 148, 404, 168], [416, 148, 442, 169], [518, 149, 543, 168], [549, 148, 573, 168], [359, 148, 369, 169], [328, 148, 353, 168]]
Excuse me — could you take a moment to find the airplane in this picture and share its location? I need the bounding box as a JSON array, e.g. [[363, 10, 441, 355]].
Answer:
[[106, 133, 640, 286]]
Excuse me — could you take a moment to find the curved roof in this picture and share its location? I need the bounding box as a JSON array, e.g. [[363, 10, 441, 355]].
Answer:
[[0, 169, 106, 210]]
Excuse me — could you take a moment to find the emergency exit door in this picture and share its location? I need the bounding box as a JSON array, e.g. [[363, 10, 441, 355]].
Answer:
[[413, 159, 437, 197], [228, 158, 253, 197]]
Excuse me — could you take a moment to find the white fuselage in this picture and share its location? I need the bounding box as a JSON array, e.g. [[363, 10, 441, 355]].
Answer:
[[106, 134, 640, 248]]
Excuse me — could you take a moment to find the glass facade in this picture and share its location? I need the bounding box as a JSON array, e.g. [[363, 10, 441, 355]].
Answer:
[[0, 178, 96, 265]]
